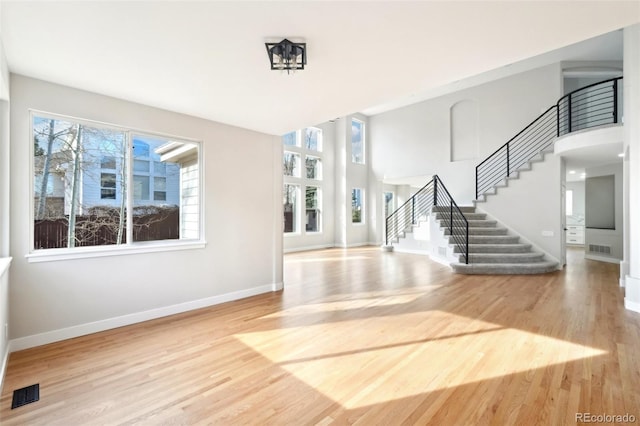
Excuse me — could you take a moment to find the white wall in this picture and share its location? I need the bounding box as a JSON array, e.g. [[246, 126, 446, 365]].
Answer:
[[623, 24, 640, 312], [566, 181, 585, 220], [477, 153, 564, 265], [334, 114, 370, 247], [585, 163, 623, 262], [369, 64, 563, 208], [9, 75, 283, 347], [283, 121, 337, 252], [0, 4, 11, 389]]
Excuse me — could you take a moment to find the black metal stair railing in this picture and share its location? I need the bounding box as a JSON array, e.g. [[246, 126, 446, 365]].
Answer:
[[385, 175, 469, 264], [557, 76, 622, 136], [476, 76, 623, 200]]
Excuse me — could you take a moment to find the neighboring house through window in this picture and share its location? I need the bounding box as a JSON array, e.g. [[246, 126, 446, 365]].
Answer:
[[32, 112, 202, 251]]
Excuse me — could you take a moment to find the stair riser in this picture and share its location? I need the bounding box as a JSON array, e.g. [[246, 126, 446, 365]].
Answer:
[[462, 236, 520, 244], [435, 213, 486, 220], [444, 228, 507, 236], [439, 220, 497, 228], [454, 245, 532, 253], [432, 206, 476, 213], [451, 262, 559, 275], [460, 254, 545, 264]]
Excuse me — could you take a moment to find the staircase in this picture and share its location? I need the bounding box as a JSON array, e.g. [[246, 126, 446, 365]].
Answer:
[[385, 77, 622, 275], [435, 206, 558, 274]]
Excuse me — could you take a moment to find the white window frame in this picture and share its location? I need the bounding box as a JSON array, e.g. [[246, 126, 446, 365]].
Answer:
[[27, 110, 206, 263], [305, 185, 322, 233], [351, 118, 365, 165], [352, 188, 365, 224], [283, 128, 324, 236]]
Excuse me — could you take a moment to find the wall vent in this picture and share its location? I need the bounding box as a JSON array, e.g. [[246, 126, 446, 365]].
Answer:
[[438, 246, 447, 257], [588, 244, 611, 255]]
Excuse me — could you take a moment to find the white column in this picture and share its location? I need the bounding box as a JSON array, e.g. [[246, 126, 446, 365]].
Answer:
[[333, 117, 348, 247], [624, 24, 640, 313]]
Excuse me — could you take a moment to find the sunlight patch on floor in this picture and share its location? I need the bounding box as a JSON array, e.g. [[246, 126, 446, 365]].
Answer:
[[285, 256, 372, 263], [261, 293, 423, 318], [235, 310, 606, 409]]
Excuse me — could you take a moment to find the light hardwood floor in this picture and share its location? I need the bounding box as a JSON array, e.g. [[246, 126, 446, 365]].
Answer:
[[1, 247, 639, 425]]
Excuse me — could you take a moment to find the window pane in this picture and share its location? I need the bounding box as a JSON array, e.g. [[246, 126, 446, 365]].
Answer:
[[351, 119, 365, 164], [305, 156, 322, 180], [282, 131, 298, 147], [352, 188, 363, 223], [304, 127, 322, 151], [284, 184, 299, 233], [283, 152, 300, 177], [305, 186, 321, 232], [132, 135, 197, 242], [33, 115, 126, 249]]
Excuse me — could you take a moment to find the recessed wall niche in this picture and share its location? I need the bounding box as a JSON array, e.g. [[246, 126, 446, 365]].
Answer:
[[449, 99, 479, 162]]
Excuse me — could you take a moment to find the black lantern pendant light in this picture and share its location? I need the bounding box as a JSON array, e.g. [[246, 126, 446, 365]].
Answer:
[[265, 39, 306, 74]]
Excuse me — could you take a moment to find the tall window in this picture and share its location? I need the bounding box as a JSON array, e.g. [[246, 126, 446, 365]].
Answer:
[[282, 128, 324, 235], [351, 118, 365, 164], [283, 184, 299, 233], [352, 188, 364, 223], [32, 113, 201, 250], [305, 186, 321, 232]]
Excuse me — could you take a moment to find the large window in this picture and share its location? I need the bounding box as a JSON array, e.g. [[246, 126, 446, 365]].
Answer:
[[351, 118, 365, 164], [32, 113, 201, 251], [282, 128, 324, 235]]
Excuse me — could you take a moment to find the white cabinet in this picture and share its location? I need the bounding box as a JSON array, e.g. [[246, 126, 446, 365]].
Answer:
[[566, 225, 584, 244]]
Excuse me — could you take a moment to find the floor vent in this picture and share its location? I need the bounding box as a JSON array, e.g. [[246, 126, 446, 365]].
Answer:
[[588, 244, 611, 255], [12, 384, 39, 409]]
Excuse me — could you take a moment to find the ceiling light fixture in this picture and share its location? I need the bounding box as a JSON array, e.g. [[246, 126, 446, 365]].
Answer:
[[569, 170, 576, 174], [265, 39, 306, 74]]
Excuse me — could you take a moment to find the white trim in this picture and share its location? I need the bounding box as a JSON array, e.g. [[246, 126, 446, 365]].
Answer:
[[26, 240, 206, 263], [620, 260, 630, 287], [284, 244, 335, 253], [624, 297, 640, 314], [393, 247, 429, 256], [0, 257, 11, 277], [584, 254, 622, 264], [9, 282, 278, 352], [0, 342, 9, 395]]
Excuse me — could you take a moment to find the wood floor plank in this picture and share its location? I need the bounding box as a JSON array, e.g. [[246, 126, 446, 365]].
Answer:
[[1, 247, 639, 425]]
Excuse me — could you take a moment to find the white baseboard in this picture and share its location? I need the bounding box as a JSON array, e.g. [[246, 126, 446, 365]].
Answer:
[[624, 298, 640, 314], [283, 244, 334, 253], [625, 275, 640, 314], [393, 247, 430, 256], [9, 283, 278, 352], [585, 254, 622, 264], [0, 342, 9, 395]]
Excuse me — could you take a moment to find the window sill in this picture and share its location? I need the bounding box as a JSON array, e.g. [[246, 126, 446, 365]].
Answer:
[[26, 240, 207, 263]]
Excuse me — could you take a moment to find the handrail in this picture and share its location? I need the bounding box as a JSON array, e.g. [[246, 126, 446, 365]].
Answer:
[[434, 175, 469, 264], [385, 175, 468, 264], [476, 77, 623, 199]]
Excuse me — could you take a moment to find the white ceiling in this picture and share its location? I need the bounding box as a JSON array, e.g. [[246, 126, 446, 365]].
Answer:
[[1, 1, 639, 136]]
